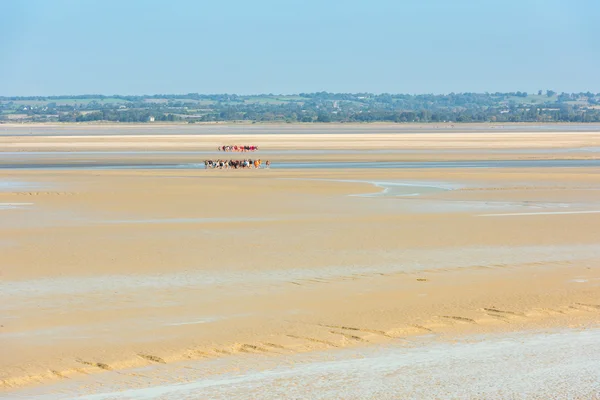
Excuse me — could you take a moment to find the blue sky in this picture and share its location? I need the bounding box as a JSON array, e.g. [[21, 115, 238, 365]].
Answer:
[[1, 0, 598, 95]]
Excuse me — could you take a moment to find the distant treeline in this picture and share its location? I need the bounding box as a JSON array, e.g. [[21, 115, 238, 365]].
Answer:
[[64, 110, 179, 123], [2, 91, 600, 123]]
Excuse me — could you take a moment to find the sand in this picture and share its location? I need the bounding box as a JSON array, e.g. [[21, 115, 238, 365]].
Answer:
[[1, 125, 600, 397], [14, 327, 600, 399]]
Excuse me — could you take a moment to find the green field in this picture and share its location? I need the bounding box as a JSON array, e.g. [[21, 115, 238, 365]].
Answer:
[[3, 98, 130, 106], [243, 96, 308, 104], [1, 92, 597, 124], [503, 94, 558, 104]]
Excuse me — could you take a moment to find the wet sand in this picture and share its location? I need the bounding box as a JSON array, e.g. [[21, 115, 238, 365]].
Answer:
[[1, 125, 600, 397], [13, 326, 600, 399], [2, 123, 600, 153]]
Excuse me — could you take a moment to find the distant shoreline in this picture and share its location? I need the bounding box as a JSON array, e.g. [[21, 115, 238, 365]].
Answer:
[[2, 121, 600, 127], [2, 122, 600, 137]]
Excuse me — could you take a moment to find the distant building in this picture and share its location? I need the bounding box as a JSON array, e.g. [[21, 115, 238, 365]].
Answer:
[[148, 116, 155, 122]]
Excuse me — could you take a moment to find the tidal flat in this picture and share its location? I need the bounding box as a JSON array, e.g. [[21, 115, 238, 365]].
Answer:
[[1, 124, 600, 398]]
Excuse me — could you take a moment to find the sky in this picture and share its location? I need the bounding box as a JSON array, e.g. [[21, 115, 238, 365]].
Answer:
[[1, 0, 599, 96]]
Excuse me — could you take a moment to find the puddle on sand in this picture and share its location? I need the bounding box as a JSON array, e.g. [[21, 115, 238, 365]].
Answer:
[[477, 209, 600, 217], [281, 178, 600, 215], [0, 179, 50, 192], [382, 198, 600, 214], [0, 202, 33, 210], [98, 217, 279, 225], [280, 178, 460, 198], [164, 313, 253, 326], [337, 179, 457, 198], [349, 181, 448, 198]]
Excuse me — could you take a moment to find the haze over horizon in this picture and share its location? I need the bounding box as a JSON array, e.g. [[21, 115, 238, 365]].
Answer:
[[1, 0, 598, 96]]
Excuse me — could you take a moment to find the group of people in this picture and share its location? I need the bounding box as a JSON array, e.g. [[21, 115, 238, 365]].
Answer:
[[218, 145, 259, 152], [206, 144, 270, 169], [204, 159, 270, 169]]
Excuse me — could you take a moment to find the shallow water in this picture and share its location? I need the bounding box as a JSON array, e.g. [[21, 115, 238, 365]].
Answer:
[[1, 159, 600, 170], [269, 159, 600, 169], [0, 180, 47, 192], [479, 210, 600, 217], [1, 146, 600, 158], [3, 123, 600, 137], [280, 178, 458, 198], [99, 217, 280, 225], [0, 202, 33, 210]]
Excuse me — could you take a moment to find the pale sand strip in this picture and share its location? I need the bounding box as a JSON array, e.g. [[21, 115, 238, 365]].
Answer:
[[15, 326, 599, 399], [1, 131, 600, 152], [479, 210, 600, 216]]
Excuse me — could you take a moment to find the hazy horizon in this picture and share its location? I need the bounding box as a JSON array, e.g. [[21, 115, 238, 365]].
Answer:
[[1, 0, 599, 96], [2, 89, 596, 98]]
